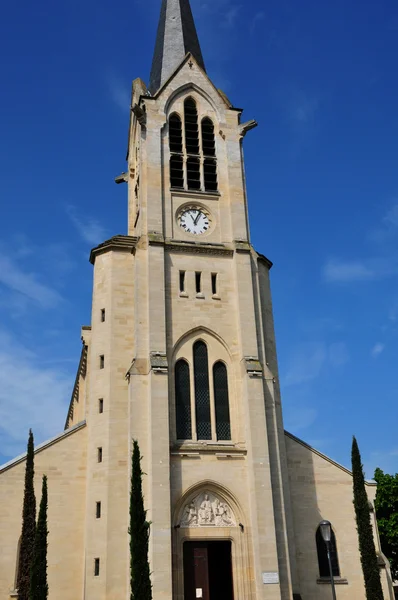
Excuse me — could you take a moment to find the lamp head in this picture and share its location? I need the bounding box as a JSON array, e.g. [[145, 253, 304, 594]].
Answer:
[[319, 520, 332, 543]]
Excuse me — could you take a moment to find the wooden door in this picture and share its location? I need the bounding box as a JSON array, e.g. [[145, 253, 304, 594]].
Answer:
[[183, 542, 210, 600]]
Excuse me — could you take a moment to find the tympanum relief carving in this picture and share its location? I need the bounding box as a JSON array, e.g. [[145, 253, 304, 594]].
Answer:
[[180, 492, 236, 528]]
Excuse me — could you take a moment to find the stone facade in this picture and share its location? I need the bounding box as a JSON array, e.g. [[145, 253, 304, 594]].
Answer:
[[0, 17, 394, 600]]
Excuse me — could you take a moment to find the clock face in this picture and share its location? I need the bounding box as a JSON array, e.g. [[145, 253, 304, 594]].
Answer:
[[178, 207, 211, 235]]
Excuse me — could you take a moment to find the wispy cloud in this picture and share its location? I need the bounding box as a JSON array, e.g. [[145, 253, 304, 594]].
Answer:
[[0, 255, 62, 309], [284, 406, 318, 433], [322, 257, 398, 283], [370, 202, 398, 243], [221, 4, 241, 29], [0, 330, 72, 462], [292, 92, 319, 124], [105, 72, 131, 113], [250, 10, 265, 34], [371, 342, 385, 358], [283, 341, 349, 387], [66, 205, 107, 246]]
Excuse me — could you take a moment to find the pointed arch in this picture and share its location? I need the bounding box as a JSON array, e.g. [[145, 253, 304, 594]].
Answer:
[[213, 361, 231, 440], [193, 340, 211, 439], [173, 326, 232, 360], [175, 359, 192, 440], [316, 525, 340, 577], [169, 113, 183, 153], [184, 97, 199, 155], [164, 83, 222, 121]]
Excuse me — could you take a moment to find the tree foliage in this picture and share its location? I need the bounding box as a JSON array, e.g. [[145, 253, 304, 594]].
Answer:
[[30, 475, 49, 600], [129, 440, 152, 600], [374, 468, 398, 580], [17, 430, 37, 600], [352, 436, 384, 599]]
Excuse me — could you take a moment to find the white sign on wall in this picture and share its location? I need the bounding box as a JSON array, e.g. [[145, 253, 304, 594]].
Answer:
[[262, 572, 279, 584]]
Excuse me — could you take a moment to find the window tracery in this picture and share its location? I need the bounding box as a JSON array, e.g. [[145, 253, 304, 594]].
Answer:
[[174, 339, 231, 442], [168, 98, 218, 192]]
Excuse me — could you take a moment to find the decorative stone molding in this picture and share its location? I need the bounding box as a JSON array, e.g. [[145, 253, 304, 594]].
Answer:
[[150, 351, 168, 373], [165, 240, 233, 257], [180, 491, 236, 528], [89, 235, 138, 264], [244, 357, 263, 377]]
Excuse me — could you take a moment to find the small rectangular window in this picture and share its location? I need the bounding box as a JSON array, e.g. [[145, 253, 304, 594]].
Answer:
[[101, 308, 106, 322], [211, 273, 217, 295], [195, 272, 202, 294], [179, 271, 186, 293], [94, 558, 100, 576], [96, 501, 101, 519], [98, 398, 104, 414], [100, 355, 105, 369], [97, 447, 103, 463]]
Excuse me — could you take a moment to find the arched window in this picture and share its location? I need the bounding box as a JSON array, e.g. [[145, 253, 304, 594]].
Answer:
[[213, 362, 231, 440], [316, 526, 340, 578], [193, 341, 211, 439], [187, 157, 201, 190], [168, 100, 218, 193], [169, 114, 183, 153], [170, 154, 184, 188], [175, 359, 192, 440], [184, 98, 199, 155], [201, 118, 216, 157]]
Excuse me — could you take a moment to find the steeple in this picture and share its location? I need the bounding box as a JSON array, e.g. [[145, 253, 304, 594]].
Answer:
[[149, 0, 206, 95]]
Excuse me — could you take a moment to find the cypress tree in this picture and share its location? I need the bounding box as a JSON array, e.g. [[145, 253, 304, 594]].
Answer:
[[352, 436, 384, 599], [129, 440, 152, 600], [30, 475, 48, 600], [17, 430, 36, 600]]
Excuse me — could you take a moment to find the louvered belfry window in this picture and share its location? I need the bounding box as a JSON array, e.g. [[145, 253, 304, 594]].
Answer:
[[168, 98, 218, 192], [175, 359, 192, 440], [213, 362, 231, 440], [316, 527, 340, 578], [193, 341, 212, 440]]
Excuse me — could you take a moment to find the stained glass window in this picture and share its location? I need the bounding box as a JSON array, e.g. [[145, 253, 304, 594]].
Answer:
[[175, 359, 192, 440], [193, 341, 211, 439], [213, 361, 231, 440]]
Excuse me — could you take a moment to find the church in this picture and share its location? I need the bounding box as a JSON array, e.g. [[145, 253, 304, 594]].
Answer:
[[0, 1, 394, 599]]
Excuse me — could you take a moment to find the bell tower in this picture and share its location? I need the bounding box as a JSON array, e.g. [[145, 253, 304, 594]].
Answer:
[[88, 0, 300, 598]]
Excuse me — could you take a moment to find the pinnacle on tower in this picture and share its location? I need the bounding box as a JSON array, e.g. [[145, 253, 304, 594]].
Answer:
[[149, 0, 206, 95]]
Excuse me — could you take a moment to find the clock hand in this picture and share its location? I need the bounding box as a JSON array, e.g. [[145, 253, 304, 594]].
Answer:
[[194, 212, 201, 225]]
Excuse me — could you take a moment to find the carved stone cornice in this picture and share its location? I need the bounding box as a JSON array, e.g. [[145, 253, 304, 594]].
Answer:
[[89, 235, 138, 264], [165, 240, 234, 257]]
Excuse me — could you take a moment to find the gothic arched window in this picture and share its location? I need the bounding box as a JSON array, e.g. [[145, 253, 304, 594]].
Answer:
[[213, 361, 231, 440], [169, 113, 183, 153], [201, 118, 216, 157], [175, 359, 192, 440], [184, 98, 200, 155], [316, 526, 340, 578], [168, 99, 218, 192], [193, 341, 211, 440]]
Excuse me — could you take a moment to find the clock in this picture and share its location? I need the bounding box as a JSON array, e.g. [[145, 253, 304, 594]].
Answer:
[[178, 206, 211, 235]]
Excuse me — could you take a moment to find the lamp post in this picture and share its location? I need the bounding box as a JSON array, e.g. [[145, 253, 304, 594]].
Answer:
[[319, 520, 337, 600]]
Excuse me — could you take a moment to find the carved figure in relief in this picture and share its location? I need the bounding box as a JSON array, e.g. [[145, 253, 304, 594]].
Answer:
[[184, 501, 198, 526], [199, 494, 214, 525], [215, 500, 234, 526]]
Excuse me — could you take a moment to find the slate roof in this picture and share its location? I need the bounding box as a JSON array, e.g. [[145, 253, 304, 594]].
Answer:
[[149, 0, 206, 94]]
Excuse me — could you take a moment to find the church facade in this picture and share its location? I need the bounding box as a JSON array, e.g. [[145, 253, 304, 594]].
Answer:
[[0, 1, 394, 599]]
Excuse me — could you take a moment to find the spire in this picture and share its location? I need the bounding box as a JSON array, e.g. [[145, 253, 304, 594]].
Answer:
[[149, 0, 206, 95]]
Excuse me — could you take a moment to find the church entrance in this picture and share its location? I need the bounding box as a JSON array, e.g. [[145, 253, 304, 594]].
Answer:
[[183, 541, 234, 600]]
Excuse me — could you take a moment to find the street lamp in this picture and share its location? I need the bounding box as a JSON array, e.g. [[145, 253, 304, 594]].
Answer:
[[319, 520, 337, 600]]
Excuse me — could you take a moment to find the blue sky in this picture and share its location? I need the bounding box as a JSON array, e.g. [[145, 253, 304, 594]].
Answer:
[[0, 0, 397, 477]]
